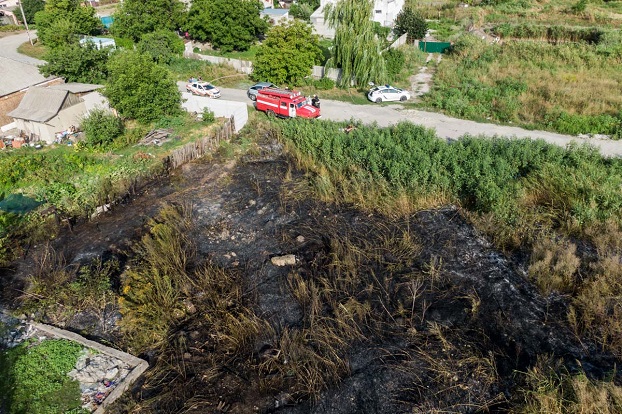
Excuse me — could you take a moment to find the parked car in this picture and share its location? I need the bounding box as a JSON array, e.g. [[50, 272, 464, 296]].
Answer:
[[367, 85, 410, 103], [186, 81, 221, 98], [247, 81, 276, 101]]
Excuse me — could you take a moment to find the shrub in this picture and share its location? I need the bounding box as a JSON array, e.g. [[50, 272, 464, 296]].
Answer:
[[384, 48, 405, 81], [313, 77, 335, 90], [81, 109, 125, 148], [202, 108, 215, 124]]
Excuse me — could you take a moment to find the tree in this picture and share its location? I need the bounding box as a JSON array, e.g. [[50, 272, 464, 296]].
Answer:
[[325, 0, 387, 87], [39, 42, 111, 83], [34, 0, 102, 47], [383, 48, 404, 81], [137, 30, 185, 64], [393, 8, 428, 42], [104, 51, 182, 123], [112, 0, 186, 42], [252, 21, 323, 85], [289, 0, 320, 21], [186, 0, 268, 52], [15, 0, 45, 25]]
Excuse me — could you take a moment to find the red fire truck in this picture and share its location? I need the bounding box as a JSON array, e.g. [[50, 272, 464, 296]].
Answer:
[[255, 88, 321, 119]]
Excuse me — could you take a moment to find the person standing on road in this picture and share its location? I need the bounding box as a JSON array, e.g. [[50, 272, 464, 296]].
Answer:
[[311, 95, 320, 109]]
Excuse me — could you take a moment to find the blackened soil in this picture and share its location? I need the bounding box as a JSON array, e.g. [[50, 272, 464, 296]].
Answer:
[[2, 137, 620, 413]]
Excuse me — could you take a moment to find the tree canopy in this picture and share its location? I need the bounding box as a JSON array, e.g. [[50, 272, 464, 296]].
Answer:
[[137, 30, 185, 64], [325, 0, 387, 87], [186, 0, 268, 52], [39, 42, 111, 83], [15, 0, 45, 25], [252, 21, 323, 85], [34, 0, 102, 47], [104, 51, 181, 123], [394, 8, 428, 42], [112, 0, 186, 42]]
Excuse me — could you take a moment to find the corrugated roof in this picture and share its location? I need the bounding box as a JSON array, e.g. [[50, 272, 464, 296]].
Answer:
[[7, 87, 69, 122], [49, 83, 104, 94], [0, 56, 48, 96]]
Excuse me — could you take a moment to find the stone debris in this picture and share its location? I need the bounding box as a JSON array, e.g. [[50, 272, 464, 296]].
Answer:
[[271, 254, 297, 266]]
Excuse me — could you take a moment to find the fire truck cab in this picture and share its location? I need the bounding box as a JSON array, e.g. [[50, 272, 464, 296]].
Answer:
[[255, 88, 320, 119]]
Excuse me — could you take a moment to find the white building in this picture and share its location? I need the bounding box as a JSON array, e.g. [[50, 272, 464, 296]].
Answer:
[[0, 0, 20, 9], [310, 0, 404, 38]]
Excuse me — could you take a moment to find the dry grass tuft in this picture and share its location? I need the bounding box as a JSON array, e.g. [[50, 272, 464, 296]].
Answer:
[[528, 234, 581, 295]]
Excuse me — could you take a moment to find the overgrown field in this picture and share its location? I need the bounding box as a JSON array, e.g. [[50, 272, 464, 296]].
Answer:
[[422, 34, 622, 135], [0, 113, 221, 267], [278, 119, 622, 359]]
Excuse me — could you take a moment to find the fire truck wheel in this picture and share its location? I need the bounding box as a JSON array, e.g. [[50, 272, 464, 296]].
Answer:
[[375, 97, 382, 103], [267, 110, 275, 117]]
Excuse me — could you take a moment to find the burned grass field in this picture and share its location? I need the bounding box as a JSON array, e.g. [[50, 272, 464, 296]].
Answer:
[[3, 121, 622, 413]]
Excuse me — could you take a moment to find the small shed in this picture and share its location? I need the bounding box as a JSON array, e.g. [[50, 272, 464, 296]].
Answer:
[[260, 8, 290, 25], [80, 36, 116, 50], [8, 83, 104, 144]]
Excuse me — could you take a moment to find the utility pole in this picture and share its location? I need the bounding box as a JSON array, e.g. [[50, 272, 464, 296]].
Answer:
[[17, 0, 34, 46]]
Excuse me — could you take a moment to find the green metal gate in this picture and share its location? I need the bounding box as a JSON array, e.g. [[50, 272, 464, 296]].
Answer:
[[418, 41, 451, 53]]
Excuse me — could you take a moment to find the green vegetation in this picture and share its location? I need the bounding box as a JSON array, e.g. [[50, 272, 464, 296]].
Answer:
[[34, 0, 102, 48], [187, 0, 268, 52], [15, 0, 45, 25], [16, 40, 47, 60], [39, 42, 110, 83], [325, 0, 387, 87], [111, 0, 185, 42], [423, 34, 622, 136], [196, 44, 261, 61], [105, 50, 181, 123], [137, 29, 185, 64], [252, 21, 323, 85], [394, 7, 428, 41], [81, 109, 125, 149], [0, 339, 84, 414], [277, 119, 622, 246]]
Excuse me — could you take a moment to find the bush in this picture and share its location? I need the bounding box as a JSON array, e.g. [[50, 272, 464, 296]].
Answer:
[[384, 48, 405, 81], [313, 77, 335, 90], [81, 109, 125, 148], [202, 108, 215, 124]]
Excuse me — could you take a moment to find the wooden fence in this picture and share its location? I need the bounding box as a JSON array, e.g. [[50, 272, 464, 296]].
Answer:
[[165, 115, 235, 170]]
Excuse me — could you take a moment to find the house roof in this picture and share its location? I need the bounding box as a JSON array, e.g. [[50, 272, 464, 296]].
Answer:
[[0, 56, 49, 96], [261, 8, 289, 16], [49, 83, 104, 94], [7, 87, 70, 122]]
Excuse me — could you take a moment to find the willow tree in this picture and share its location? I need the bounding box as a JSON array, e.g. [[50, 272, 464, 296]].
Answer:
[[325, 0, 387, 87]]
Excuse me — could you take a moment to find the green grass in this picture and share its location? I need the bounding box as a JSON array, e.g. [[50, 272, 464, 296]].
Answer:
[[420, 34, 622, 136], [196, 44, 261, 62], [0, 339, 86, 414], [17, 40, 47, 60]]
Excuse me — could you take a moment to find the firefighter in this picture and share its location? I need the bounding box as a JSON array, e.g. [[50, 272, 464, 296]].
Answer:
[[311, 95, 320, 109]]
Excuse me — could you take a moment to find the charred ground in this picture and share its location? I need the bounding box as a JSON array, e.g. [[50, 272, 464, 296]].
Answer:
[[1, 132, 620, 413]]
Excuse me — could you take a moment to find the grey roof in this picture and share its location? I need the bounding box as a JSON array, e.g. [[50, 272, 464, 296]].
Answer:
[[0, 56, 48, 96], [49, 83, 104, 94], [8, 87, 69, 122]]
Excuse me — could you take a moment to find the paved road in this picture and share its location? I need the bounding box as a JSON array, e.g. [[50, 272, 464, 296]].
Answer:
[[178, 83, 622, 158], [0, 31, 49, 97]]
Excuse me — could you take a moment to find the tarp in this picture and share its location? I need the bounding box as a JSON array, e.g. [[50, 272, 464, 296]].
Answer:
[[0, 194, 42, 214]]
